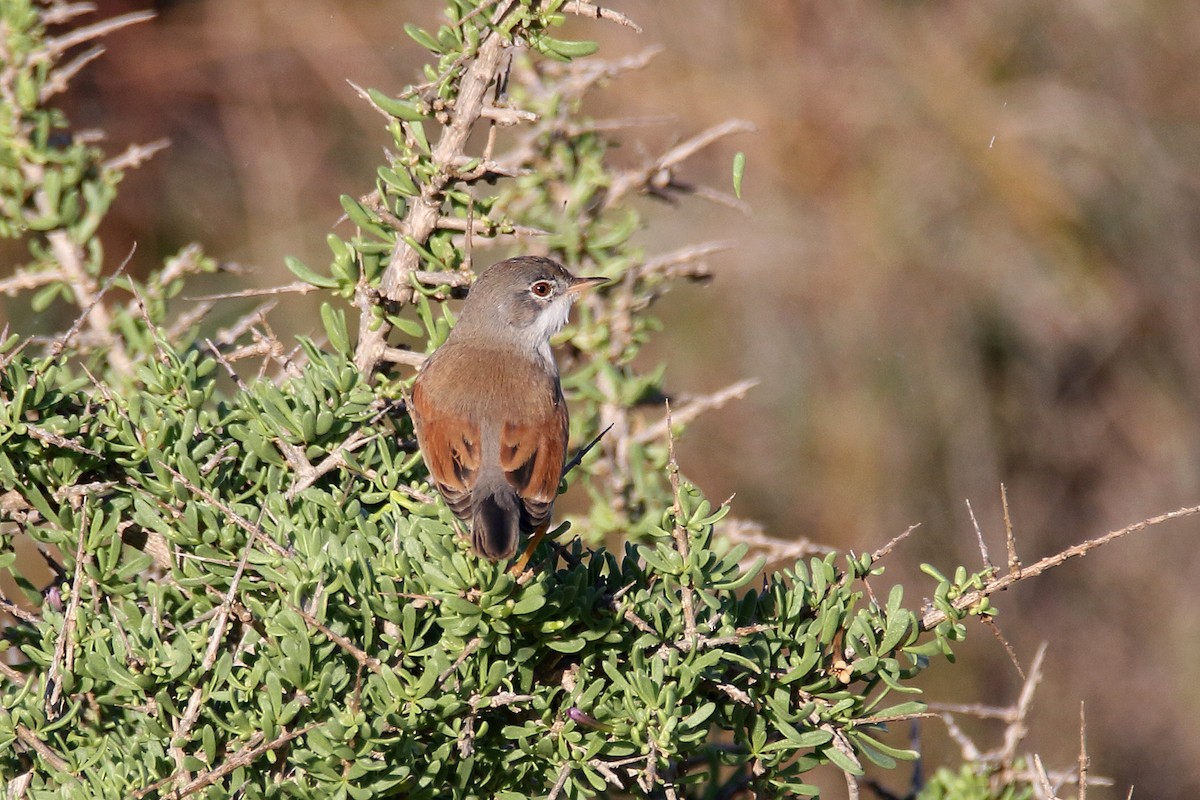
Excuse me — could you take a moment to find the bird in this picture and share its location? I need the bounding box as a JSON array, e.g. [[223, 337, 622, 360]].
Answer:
[[408, 256, 606, 566]]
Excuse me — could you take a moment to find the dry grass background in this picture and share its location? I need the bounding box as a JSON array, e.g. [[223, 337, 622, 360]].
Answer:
[[7, 0, 1200, 796]]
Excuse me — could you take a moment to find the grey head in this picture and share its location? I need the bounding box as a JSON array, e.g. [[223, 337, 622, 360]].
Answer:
[[451, 256, 606, 364]]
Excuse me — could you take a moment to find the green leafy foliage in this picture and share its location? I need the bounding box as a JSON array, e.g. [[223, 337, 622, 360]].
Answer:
[[0, 1, 1022, 798], [917, 764, 1036, 800]]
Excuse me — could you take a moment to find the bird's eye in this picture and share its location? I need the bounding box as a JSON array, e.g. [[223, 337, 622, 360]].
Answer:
[[529, 280, 554, 298]]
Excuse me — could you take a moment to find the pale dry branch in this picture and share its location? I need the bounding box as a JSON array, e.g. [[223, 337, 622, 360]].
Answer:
[[292, 601, 382, 673], [103, 138, 170, 172], [40, 3, 97, 26], [42, 242, 132, 375], [998, 642, 1046, 762], [634, 379, 758, 444], [718, 518, 834, 565], [870, 523, 921, 563], [0, 659, 29, 686], [24, 424, 101, 458], [436, 215, 548, 239], [966, 498, 994, 572], [382, 346, 428, 367], [538, 47, 661, 101], [479, 105, 539, 125], [664, 403, 698, 650], [170, 511, 262, 778], [354, 2, 517, 375], [41, 9, 155, 59], [40, 44, 104, 100], [287, 429, 379, 500], [547, 762, 573, 800], [921, 504, 1200, 630], [212, 301, 279, 347], [165, 302, 215, 343], [189, 282, 317, 302], [1032, 755, 1059, 800], [605, 119, 756, 210], [636, 241, 733, 282], [135, 725, 316, 800], [14, 724, 70, 773], [1002, 483, 1021, 576], [825, 725, 862, 800], [1079, 702, 1089, 800], [44, 513, 89, 719], [157, 463, 288, 558], [0, 267, 63, 296], [561, 1, 642, 32], [982, 615, 1025, 680], [153, 243, 206, 288]]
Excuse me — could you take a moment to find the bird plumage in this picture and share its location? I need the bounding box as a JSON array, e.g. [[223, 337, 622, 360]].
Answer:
[[408, 256, 599, 561]]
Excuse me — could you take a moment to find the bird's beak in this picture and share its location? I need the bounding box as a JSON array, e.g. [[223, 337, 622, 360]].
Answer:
[[567, 276, 609, 295]]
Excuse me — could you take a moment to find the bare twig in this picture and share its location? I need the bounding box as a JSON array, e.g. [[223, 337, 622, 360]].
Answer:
[[0, 659, 29, 686], [664, 403, 698, 650], [24, 424, 101, 458], [44, 512, 90, 719], [605, 119, 756, 210], [870, 523, 921, 563], [382, 347, 428, 368], [1032, 755, 1058, 800], [287, 429, 379, 499], [999, 643, 1046, 762], [292, 602, 381, 672], [561, 1, 642, 32], [189, 282, 318, 302], [135, 725, 316, 799], [0, 267, 64, 296], [826, 725, 862, 800], [354, 3, 517, 375], [921, 504, 1200, 630], [40, 3, 97, 26], [636, 241, 733, 283], [41, 9, 155, 59], [982, 616, 1025, 680], [438, 637, 481, 684], [1002, 483, 1021, 576], [103, 138, 170, 172], [42, 243, 133, 375], [966, 498, 994, 572], [1079, 702, 1089, 800], [157, 463, 288, 557], [547, 762, 573, 800], [634, 379, 758, 444], [169, 511, 263, 778], [14, 724, 70, 773], [40, 43, 104, 100]]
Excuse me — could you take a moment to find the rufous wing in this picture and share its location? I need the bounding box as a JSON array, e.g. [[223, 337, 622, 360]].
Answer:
[[409, 380, 481, 521], [499, 392, 569, 531]]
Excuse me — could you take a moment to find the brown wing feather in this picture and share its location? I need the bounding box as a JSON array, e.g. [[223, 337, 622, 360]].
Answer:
[[409, 379, 481, 520], [411, 342, 569, 540], [499, 389, 568, 530]]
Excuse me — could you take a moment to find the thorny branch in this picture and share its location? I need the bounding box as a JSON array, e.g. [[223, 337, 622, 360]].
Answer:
[[928, 643, 1111, 799], [352, 2, 516, 375], [920, 503, 1200, 630]]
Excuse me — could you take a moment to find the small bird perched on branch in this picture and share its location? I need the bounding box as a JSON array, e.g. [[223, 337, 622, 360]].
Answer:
[[408, 256, 606, 568]]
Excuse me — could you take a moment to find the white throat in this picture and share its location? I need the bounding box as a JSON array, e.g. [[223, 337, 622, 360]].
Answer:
[[522, 295, 573, 369]]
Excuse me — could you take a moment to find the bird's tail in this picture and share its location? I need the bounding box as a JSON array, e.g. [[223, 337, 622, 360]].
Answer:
[[471, 485, 521, 561]]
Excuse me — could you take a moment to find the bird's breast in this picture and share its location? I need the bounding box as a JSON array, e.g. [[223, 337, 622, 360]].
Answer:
[[415, 342, 562, 425]]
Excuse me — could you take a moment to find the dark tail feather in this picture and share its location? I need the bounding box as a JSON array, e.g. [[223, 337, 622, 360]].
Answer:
[[471, 489, 521, 560]]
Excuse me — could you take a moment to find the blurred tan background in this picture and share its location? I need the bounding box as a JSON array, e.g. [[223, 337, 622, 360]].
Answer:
[[9, 0, 1200, 796]]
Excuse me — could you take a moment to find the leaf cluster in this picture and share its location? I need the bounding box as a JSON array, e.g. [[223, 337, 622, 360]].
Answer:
[[0, 2, 999, 798]]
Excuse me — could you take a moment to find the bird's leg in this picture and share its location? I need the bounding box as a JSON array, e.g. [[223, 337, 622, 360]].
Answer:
[[510, 520, 571, 574]]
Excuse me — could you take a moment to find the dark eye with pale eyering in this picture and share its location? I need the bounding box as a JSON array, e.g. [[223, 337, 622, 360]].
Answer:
[[529, 280, 554, 298]]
